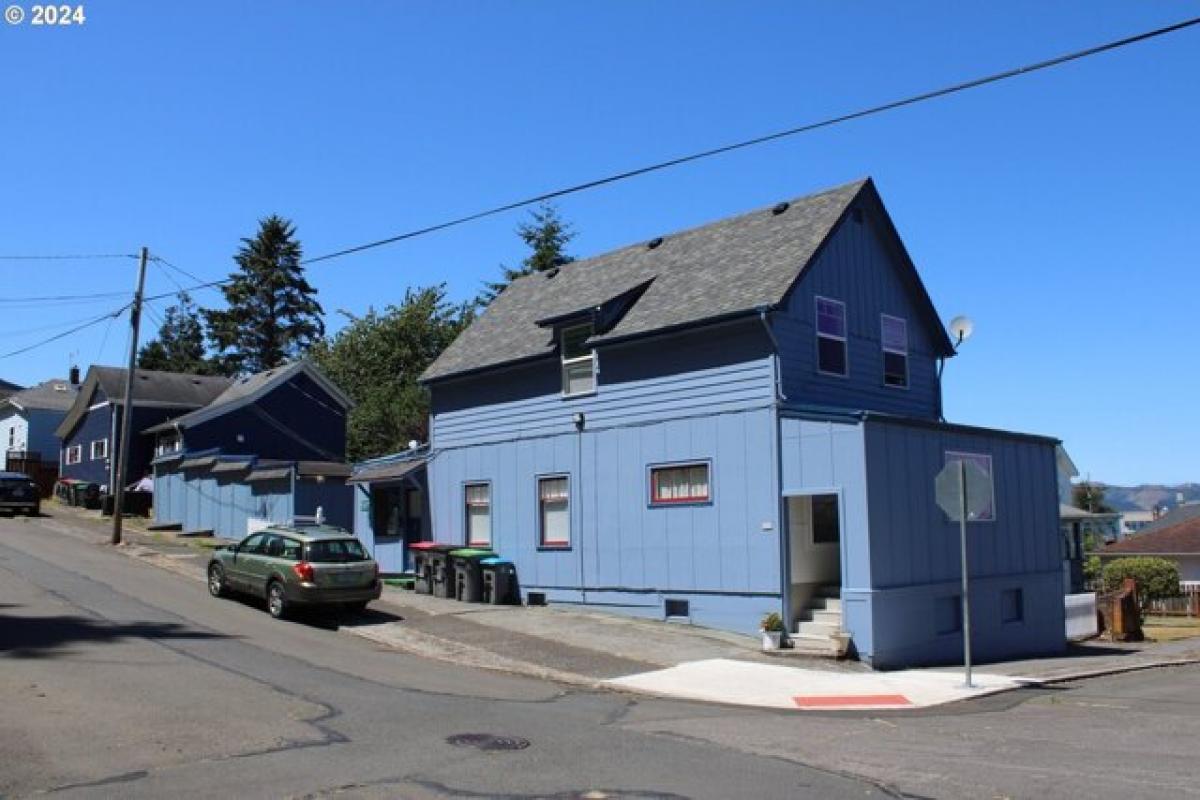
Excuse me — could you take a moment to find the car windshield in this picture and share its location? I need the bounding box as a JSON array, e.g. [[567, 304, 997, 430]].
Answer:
[[306, 539, 369, 563]]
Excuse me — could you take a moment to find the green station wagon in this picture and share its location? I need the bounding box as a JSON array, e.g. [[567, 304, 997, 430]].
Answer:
[[207, 524, 381, 619]]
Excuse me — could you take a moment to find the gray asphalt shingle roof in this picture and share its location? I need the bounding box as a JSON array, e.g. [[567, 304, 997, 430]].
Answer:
[[422, 178, 907, 383], [56, 366, 234, 439], [4, 378, 78, 412]]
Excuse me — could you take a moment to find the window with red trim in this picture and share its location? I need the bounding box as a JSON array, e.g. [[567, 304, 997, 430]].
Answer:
[[650, 463, 710, 505], [464, 482, 491, 546]]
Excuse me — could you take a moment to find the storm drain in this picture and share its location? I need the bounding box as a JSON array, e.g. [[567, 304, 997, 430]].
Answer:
[[445, 732, 531, 752]]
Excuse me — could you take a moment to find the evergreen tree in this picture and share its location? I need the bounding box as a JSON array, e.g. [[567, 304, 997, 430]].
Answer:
[[310, 285, 471, 460], [477, 203, 576, 306], [137, 293, 218, 375], [204, 216, 324, 375]]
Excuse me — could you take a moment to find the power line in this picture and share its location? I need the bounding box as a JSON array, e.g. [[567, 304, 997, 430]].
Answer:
[[0, 304, 131, 359], [150, 255, 211, 291], [0, 253, 137, 261], [151, 259, 189, 296], [299, 16, 1200, 266], [0, 291, 132, 306]]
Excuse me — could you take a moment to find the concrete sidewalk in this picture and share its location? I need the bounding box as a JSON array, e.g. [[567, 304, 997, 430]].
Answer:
[[41, 503, 1200, 711]]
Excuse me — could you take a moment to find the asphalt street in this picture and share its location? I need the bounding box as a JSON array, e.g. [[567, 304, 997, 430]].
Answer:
[[3, 511, 1199, 799]]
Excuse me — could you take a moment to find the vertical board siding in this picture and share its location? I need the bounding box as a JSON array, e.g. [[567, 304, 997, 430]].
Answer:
[[426, 408, 781, 615], [61, 405, 113, 485], [772, 214, 941, 418], [779, 417, 871, 589], [430, 321, 775, 448], [860, 419, 1065, 667]]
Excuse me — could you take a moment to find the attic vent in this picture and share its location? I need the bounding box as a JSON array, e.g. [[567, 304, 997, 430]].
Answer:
[[53, 384, 67, 392], [771, 201, 790, 216], [664, 598, 690, 619], [647, 237, 663, 250], [545, 267, 560, 279]]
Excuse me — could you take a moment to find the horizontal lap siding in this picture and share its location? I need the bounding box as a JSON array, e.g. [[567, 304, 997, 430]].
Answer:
[[430, 322, 775, 449], [773, 214, 941, 418]]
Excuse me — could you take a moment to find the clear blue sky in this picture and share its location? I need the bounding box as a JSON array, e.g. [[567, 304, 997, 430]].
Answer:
[[1, 2, 1196, 485]]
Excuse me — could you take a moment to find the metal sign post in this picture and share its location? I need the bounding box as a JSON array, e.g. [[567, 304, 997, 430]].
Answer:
[[935, 457, 992, 689], [957, 459, 972, 688]]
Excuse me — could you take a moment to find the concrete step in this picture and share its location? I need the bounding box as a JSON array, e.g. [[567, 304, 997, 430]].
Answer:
[[797, 620, 840, 637], [784, 633, 844, 656], [807, 609, 842, 626], [809, 596, 842, 612]]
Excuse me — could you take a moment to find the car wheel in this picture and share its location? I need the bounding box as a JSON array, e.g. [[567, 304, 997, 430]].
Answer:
[[208, 564, 228, 598], [266, 581, 288, 619]]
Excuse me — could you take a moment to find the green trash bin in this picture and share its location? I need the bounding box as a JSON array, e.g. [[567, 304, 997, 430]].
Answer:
[[450, 548, 495, 603], [480, 558, 519, 605]]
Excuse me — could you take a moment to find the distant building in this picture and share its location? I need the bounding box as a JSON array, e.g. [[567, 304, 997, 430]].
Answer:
[[1120, 510, 1156, 537], [2, 376, 79, 469], [1099, 515, 1200, 584]]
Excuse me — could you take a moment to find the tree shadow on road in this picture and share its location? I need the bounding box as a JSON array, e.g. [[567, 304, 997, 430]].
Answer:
[[0, 612, 233, 659]]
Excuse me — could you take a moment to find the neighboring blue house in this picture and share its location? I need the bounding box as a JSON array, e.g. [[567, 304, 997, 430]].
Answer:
[[56, 367, 233, 490], [350, 447, 432, 574], [150, 360, 356, 538], [2, 375, 79, 470], [402, 178, 1063, 669]]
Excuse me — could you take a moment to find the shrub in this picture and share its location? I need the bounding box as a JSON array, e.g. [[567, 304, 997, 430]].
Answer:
[[1102, 557, 1182, 603], [760, 612, 785, 632]]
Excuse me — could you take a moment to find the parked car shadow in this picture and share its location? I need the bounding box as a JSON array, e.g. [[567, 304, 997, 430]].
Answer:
[[222, 593, 405, 630], [0, 611, 234, 659]]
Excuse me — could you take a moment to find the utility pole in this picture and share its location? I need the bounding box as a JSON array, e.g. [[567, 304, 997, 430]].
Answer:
[[111, 246, 148, 545]]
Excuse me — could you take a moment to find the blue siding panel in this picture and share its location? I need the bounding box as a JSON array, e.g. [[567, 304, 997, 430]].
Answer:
[[772, 214, 942, 419]]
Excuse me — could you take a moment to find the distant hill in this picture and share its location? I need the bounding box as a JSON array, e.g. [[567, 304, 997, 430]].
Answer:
[[1097, 483, 1200, 512]]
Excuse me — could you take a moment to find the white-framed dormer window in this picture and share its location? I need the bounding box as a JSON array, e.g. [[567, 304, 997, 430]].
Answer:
[[881, 314, 909, 388], [65, 444, 82, 465], [561, 324, 596, 397], [815, 296, 848, 377], [90, 439, 108, 460]]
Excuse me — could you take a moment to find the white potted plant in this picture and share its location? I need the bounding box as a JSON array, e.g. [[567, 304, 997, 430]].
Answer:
[[760, 611, 785, 651]]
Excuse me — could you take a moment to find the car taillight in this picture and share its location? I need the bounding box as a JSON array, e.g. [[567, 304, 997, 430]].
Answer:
[[292, 562, 314, 582]]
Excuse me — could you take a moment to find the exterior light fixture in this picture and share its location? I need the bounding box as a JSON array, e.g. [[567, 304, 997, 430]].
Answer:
[[572, 412, 586, 431]]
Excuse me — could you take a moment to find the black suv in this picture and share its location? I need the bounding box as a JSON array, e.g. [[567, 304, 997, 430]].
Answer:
[[0, 471, 40, 516]]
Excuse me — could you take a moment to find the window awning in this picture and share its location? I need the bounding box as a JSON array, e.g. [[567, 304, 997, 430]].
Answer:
[[245, 466, 293, 483], [180, 455, 218, 471], [210, 460, 253, 475], [296, 461, 352, 479], [348, 457, 427, 485]]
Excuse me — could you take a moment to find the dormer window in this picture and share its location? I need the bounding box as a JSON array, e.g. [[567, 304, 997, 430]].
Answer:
[[561, 324, 596, 397], [815, 296, 847, 377]]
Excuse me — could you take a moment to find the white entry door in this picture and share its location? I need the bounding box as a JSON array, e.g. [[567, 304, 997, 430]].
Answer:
[[787, 493, 841, 588]]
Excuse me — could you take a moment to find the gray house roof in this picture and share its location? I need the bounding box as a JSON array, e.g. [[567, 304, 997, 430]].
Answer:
[[142, 360, 352, 435], [3, 378, 78, 412], [0, 378, 22, 400], [421, 178, 953, 384], [56, 366, 233, 439]]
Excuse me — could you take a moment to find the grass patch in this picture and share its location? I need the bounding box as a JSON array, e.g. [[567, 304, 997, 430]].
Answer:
[[1143, 614, 1200, 643]]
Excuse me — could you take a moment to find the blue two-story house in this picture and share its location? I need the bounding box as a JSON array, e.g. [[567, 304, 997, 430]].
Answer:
[[2, 375, 78, 469], [413, 178, 1064, 669], [56, 367, 233, 490], [148, 360, 356, 537]]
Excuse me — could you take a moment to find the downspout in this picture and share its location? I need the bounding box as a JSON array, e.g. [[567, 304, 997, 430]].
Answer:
[[108, 406, 118, 492], [758, 307, 792, 636]]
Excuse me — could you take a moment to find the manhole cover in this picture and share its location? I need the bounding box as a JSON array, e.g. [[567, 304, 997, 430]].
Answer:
[[445, 733, 531, 751]]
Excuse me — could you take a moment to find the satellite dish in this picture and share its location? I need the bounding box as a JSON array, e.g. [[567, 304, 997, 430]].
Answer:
[[948, 315, 974, 346]]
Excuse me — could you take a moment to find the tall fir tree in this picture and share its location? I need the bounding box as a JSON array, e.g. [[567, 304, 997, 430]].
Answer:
[[477, 203, 576, 307], [137, 293, 218, 375], [204, 216, 325, 375]]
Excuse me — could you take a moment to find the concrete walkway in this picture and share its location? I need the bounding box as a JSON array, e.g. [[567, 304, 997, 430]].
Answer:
[[45, 503, 1200, 711]]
